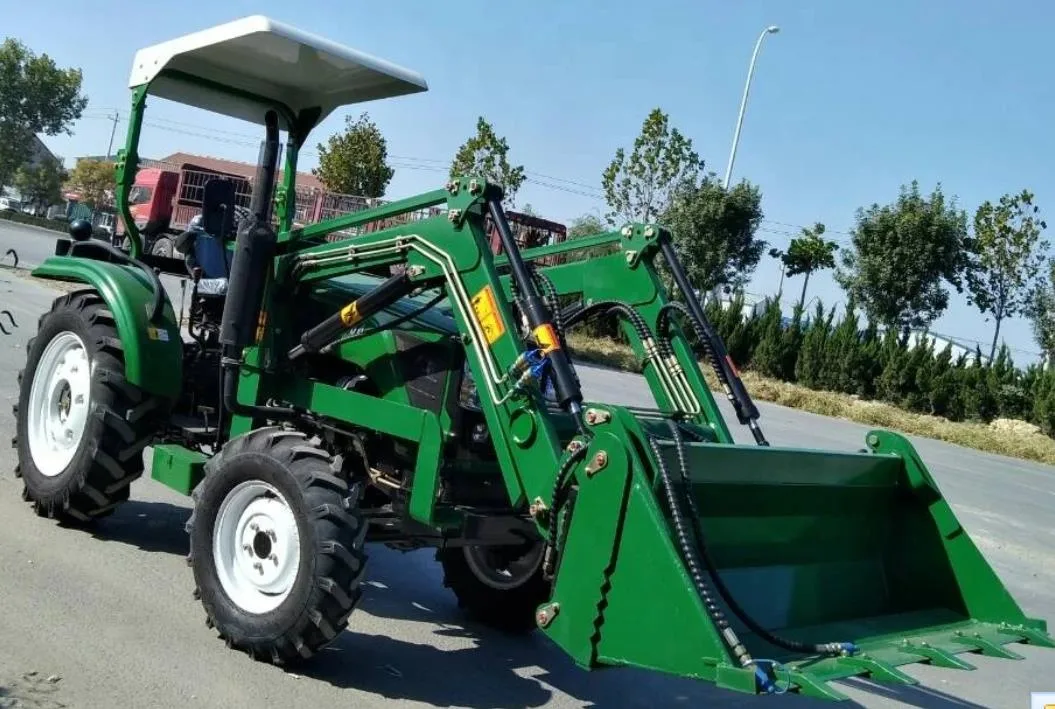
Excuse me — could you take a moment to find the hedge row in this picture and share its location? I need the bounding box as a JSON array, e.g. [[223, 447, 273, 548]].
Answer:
[[708, 295, 1055, 434], [0, 210, 67, 232], [0, 210, 111, 239]]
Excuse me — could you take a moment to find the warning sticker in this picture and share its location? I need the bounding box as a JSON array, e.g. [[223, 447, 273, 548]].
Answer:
[[470, 285, 506, 345]]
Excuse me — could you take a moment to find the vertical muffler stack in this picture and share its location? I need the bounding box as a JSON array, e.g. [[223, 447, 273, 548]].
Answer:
[[220, 110, 280, 354]]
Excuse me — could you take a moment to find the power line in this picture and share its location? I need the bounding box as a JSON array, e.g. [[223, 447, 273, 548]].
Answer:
[[73, 112, 862, 246]]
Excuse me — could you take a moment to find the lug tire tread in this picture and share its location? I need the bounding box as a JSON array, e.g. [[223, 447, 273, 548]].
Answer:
[[436, 543, 551, 634], [14, 289, 169, 523], [187, 425, 367, 665]]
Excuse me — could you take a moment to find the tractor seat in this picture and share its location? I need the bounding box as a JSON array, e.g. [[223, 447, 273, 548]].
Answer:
[[176, 229, 232, 296]]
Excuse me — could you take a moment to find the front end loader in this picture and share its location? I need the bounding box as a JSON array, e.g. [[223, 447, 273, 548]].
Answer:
[[10, 15, 1052, 702]]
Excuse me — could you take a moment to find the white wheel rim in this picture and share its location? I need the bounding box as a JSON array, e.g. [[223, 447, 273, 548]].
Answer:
[[26, 331, 92, 477], [213, 481, 301, 614]]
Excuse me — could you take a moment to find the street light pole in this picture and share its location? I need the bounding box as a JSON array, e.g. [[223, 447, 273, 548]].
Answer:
[[722, 25, 780, 190]]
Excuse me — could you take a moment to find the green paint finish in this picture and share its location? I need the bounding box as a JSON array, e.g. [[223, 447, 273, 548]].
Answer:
[[278, 377, 445, 526], [288, 187, 451, 244], [113, 86, 148, 258], [866, 430, 1050, 634], [32, 256, 182, 398], [281, 377, 439, 442], [283, 179, 569, 518], [644, 434, 1047, 650], [150, 444, 208, 495], [499, 225, 733, 441], [531, 399, 1051, 699]]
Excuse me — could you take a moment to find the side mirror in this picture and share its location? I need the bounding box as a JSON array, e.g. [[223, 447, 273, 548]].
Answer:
[[68, 219, 93, 242]]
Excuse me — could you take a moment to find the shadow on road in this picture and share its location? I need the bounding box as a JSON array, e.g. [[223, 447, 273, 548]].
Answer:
[[84, 499, 988, 709], [86, 499, 191, 556]]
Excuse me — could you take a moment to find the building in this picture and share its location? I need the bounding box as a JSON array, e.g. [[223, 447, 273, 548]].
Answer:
[[3, 135, 62, 202], [26, 136, 60, 171]]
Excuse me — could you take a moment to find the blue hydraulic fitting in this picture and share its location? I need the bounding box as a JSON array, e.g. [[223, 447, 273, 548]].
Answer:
[[755, 665, 777, 694]]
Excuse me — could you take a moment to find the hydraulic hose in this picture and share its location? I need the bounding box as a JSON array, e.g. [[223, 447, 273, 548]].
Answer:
[[488, 198, 583, 416], [657, 300, 768, 446], [659, 418, 857, 659], [541, 440, 590, 579]]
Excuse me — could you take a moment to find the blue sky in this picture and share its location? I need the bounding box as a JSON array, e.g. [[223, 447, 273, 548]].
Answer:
[[7, 0, 1054, 363]]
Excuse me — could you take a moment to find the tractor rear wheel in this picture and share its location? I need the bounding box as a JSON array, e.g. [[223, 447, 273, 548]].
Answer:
[[437, 539, 550, 633], [14, 289, 166, 523], [186, 426, 368, 664]]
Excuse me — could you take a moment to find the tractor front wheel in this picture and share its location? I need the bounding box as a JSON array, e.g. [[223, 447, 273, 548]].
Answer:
[[186, 426, 368, 664], [14, 289, 166, 523], [437, 539, 550, 633]]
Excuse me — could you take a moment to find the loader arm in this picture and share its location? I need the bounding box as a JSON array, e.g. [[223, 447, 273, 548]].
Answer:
[[494, 223, 767, 446], [262, 177, 1052, 700]]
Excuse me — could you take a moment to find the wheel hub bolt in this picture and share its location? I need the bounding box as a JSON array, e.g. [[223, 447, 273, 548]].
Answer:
[[269, 553, 278, 565], [253, 561, 263, 574], [242, 544, 252, 554], [266, 529, 277, 542]]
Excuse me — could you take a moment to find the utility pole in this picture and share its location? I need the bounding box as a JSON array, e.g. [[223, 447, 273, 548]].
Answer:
[[105, 111, 120, 160]]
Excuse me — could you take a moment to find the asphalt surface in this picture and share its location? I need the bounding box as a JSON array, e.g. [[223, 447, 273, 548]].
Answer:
[[0, 220, 1053, 709]]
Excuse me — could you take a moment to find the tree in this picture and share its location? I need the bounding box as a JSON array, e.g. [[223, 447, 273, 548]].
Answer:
[[567, 213, 605, 239], [601, 108, 704, 225], [965, 189, 1049, 361], [1027, 258, 1055, 366], [0, 38, 88, 189], [661, 173, 766, 294], [776, 222, 839, 309], [64, 159, 113, 208], [313, 112, 394, 198], [836, 181, 970, 338], [13, 155, 66, 213], [450, 117, 525, 207]]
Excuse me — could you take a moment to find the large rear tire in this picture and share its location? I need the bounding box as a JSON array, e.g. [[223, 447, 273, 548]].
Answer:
[[14, 289, 168, 523], [436, 539, 550, 633], [186, 426, 368, 664]]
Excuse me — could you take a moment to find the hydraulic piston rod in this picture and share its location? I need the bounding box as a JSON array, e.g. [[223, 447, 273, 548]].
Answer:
[[287, 271, 415, 360]]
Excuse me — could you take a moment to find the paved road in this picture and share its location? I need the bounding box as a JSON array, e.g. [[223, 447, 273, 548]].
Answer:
[[0, 220, 1052, 708]]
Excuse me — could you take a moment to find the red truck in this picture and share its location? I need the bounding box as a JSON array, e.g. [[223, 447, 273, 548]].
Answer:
[[116, 161, 568, 263], [116, 162, 252, 256], [485, 211, 568, 266]]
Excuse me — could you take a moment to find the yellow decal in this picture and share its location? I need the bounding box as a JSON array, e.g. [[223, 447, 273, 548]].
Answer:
[[470, 285, 506, 345], [340, 301, 361, 326], [534, 323, 560, 353], [255, 310, 268, 343]]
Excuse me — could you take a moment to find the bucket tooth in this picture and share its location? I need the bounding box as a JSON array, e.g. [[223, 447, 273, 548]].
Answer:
[[950, 633, 1024, 660], [998, 624, 1055, 648], [835, 655, 919, 685], [901, 642, 976, 670], [786, 670, 851, 702]]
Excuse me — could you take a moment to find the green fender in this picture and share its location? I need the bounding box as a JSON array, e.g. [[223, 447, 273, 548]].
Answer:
[[32, 255, 183, 399]]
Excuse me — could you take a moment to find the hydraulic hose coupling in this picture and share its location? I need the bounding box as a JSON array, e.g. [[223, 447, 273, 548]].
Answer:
[[754, 665, 777, 694], [510, 347, 553, 393]]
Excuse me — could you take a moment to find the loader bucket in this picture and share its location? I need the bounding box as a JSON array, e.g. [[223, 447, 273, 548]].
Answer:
[[540, 417, 1053, 701]]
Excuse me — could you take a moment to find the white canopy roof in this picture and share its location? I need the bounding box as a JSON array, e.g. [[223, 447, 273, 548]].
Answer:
[[128, 15, 428, 129]]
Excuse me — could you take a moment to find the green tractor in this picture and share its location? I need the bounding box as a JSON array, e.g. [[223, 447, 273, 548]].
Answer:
[[12, 15, 1053, 701]]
